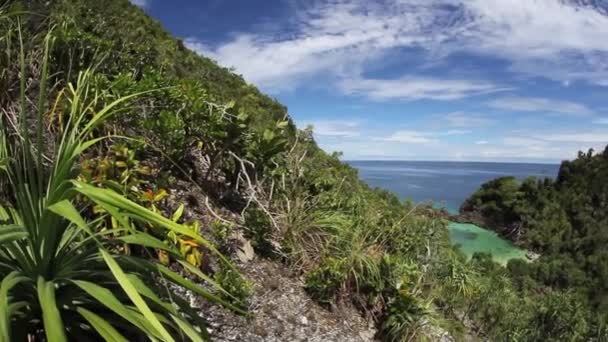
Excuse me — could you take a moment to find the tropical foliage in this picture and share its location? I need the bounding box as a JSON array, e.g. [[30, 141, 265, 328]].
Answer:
[[0, 8, 244, 340], [460, 146, 608, 340], [3, 0, 607, 340]]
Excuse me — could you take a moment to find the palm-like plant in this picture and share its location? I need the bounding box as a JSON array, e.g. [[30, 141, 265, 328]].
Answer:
[[0, 13, 243, 341]]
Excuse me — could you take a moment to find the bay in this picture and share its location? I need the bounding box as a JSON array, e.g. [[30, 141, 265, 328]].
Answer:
[[348, 160, 560, 263]]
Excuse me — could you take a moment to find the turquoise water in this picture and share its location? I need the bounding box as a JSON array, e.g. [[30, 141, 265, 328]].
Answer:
[[449, 222, 527, 265], [348, 161, 558, 263]]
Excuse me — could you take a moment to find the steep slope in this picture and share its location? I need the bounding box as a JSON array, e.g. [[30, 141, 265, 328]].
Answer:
[[3, 0, 460, 340]]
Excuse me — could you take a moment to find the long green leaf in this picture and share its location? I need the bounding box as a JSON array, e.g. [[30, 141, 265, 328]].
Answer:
[[37, 277, 67, 342], [156, 263, 247, 315], [171, 314, 205, 342], [0, 224, 27, 244], [77, 307, 129, 342], [0, 272, 27, 341], [100, 249, 175, 342], [119, 233, 180, 257], [73, 280, 160, 338], [48, 200, 92, 235], [125, 274, 177, 315]]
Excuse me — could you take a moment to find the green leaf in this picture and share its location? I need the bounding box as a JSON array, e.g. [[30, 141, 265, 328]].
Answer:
[[48, 200, 92, 235], [119, 233, 180, 257], [77, 307, 129, 342], [171, 314, 205, 342], [172, 204, 185, 222], [125, 274, 176, 315], [37, 277, 67, 342], [101, 249, 175, 342], [73, 280, 159, 337], [0, 204, 10, 221], [0, 272, 28, 341], [0, 224, 27, 244], [156, 263, 247, 315]]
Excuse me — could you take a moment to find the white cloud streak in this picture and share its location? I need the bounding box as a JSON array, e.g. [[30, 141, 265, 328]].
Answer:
[[306, 120, 361, 137], [376, 128, 471, 144], [442, 112, 494, 128], [338, 77, 506, 101], [487, 96, 594, 116], [593, 117, 608, 124], [377, 131, 438, 144]]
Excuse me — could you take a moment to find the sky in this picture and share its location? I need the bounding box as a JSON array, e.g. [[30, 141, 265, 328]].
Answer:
[[134, 0, 608, 163]]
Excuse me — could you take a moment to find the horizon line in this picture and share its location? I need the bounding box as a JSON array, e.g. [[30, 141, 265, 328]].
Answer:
[[344, 159, 562, 165]]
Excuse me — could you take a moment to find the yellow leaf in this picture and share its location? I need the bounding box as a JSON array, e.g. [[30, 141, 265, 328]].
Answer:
[[186, 253, 200, 267], [153, 189, 168, 202], [158, 250, 170, 265], [115, 161, 128, 168], [136, 166, 152, 175]]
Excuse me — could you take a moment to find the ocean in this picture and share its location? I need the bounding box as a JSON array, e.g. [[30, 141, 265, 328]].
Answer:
[[348, 160, 560, 213], [348, 160, 561, 263]]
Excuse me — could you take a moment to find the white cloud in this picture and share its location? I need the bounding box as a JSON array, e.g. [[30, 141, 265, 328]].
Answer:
[[129, 0, 148, 8], [539, 132, 608, 143], [338, 77, 506, 101], [503, 136, 547, 147], [442, 112, 494, 128], [377, 131, 437, 144], [376, 128, 471, 144], [444, 130, 472, 135], [594, 117, 608, 125], [187, 0, 608, 92], [475, 140, 489, 145], [436, 0, 608, 85], [306, 120, 361, 137], [486, 96, 594, 116]]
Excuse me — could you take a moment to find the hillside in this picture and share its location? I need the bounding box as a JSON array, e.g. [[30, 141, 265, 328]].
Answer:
[[460, 146, 608, 331], [0, 0, 606, 340]]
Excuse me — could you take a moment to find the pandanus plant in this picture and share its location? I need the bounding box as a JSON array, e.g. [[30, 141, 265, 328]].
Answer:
[[0, 13, 243, 341]]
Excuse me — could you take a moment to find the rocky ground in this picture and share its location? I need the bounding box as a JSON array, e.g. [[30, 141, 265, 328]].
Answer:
[[187, 258, 378, 342]]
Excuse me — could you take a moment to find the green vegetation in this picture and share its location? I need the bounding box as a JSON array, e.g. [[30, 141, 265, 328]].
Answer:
[[0, 4, 246, 340], [460, 147, 608, 340], [2, 0, 606, 340]]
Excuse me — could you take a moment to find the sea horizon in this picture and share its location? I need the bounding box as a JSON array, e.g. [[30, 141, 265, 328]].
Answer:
[[348, 160, 561, 213], [345, 159, 561, 166]]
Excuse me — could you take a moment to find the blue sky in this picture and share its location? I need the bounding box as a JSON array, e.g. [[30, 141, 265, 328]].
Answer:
[[134, 0, 608, 163]]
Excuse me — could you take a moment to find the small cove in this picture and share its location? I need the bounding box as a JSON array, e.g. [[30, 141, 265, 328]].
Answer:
[[349, 160, 558, 264], [448, 222, 527, 265]]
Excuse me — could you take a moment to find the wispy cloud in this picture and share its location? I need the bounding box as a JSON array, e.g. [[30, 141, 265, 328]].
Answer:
[[338, 77, 506, 101], [442, 112, 494, 128], [539, 132, 608, 143], [376, 128, 471, 144], [594, 117, 608, 125], [187, 0, 608, 92], [486, 96, 594, 116], [377, 131, 438, 144], [445, 130, 472, 135], [305, 120, 361, 137]]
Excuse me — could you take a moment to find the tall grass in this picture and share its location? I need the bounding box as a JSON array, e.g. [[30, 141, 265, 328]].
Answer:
[[0, 11, 240, 341]]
